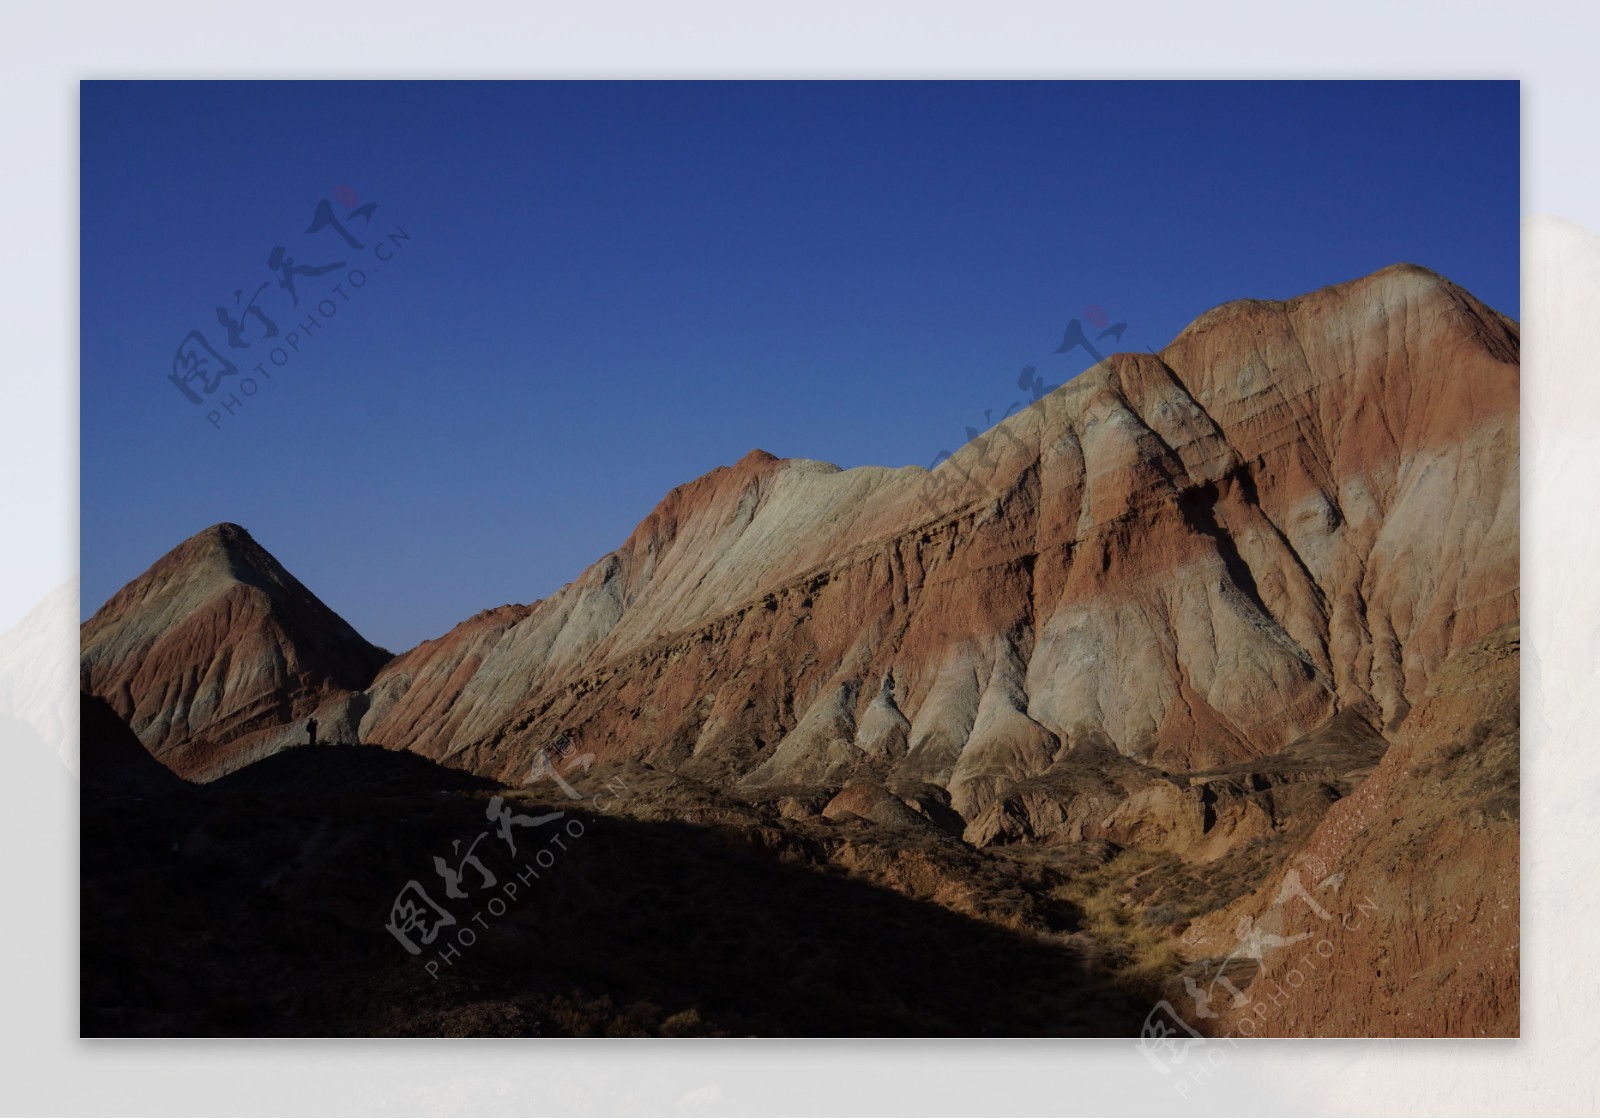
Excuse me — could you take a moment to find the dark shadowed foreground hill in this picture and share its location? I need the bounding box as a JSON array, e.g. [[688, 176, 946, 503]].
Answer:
[[82, 725, 1152, 1037]]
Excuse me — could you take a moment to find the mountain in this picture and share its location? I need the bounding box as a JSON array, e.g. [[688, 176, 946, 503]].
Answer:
[[84, 267, 1518, 859], [83, 265, 1517, 826], [78, 261, 1520, 1037], [357, 263, 1517, 825], [80, 522, 391, 778]]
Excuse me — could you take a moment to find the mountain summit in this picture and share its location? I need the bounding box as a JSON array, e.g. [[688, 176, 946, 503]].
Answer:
[[80, 522, 391, 775]]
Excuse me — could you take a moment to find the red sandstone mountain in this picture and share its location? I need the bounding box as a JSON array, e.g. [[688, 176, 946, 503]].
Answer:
[[82, 263, 1518, 839], [78, 261, 1520, 1038], [366, 263, 1517, 828], [80, 522, 390, 776]]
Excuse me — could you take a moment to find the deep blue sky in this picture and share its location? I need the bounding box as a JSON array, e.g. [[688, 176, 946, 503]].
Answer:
[[81, 81, 1520, 651]]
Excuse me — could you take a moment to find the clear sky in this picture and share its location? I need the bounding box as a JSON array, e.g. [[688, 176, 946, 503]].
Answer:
[[80, 80, 1520, 652]]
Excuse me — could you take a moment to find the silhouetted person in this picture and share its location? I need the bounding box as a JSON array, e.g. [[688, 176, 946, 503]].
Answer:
[[306, 718, 318, 747]]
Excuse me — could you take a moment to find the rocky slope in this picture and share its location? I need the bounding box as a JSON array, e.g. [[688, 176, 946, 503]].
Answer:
[[80, 523, 391, 778], [1176, 623, 1519, 1037], [372, 263, 1516, 839], [83, 265, 1517, 838]]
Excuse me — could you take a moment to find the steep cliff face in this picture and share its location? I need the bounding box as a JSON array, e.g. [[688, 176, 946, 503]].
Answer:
[[82, 264, 1518, 836], [79, 523, 391, 778]]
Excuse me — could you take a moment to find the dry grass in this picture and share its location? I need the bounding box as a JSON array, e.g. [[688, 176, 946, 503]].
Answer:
[[1048, 848, 1187, 991], [988, 826, 1306, 1003]]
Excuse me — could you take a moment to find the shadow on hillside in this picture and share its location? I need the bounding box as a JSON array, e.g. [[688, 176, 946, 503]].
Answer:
[[81, 736, 1150, 1037], [206, 740, 500, 796]]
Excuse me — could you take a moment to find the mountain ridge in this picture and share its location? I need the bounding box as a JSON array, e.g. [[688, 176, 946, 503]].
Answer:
[[82, 263, 1518, 841]]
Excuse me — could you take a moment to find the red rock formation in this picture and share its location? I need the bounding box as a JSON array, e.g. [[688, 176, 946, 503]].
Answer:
[[82, 265, 1518, 839], [77, 262, 1521, 1041], [80, 523, 390, 778], [365, 263, 1518, 826]]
